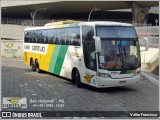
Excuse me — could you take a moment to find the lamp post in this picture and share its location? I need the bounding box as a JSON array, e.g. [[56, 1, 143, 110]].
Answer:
[[88, 7, 101, 21], [32, 8, 47, 26]]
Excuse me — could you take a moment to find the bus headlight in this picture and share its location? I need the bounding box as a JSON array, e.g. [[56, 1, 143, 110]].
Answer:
[[135, 71, 141, 76], [97, 72, 111, 78]]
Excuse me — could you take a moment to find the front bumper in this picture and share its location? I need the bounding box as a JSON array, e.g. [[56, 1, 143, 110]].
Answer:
[[96, 75, 141, 88]]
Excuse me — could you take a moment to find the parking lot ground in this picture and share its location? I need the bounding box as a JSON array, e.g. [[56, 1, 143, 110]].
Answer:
[[1, 59, 159, 118]]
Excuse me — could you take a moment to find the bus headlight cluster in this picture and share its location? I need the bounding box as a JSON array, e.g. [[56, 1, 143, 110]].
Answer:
[[97, 72, 111, 78], [135, 71, 141, 76]]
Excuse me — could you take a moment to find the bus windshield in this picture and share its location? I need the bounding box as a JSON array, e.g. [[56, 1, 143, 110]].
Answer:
[[96, 26, 137, 38], [96, 26, 140, 70]]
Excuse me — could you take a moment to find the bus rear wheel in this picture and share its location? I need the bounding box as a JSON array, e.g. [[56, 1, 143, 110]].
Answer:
[[35, 60, 41, 73], [72, 69, 82, 88]]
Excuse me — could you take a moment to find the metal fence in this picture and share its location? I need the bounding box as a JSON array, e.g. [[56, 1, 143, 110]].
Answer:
[[2, 18, 53, 26], [135, 26, 159, 48]]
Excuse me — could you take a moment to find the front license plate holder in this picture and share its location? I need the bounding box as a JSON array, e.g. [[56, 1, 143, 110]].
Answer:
[[119, 81, 126, 84]]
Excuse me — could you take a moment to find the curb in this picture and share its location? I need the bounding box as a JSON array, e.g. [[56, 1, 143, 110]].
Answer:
[[141, 72, 159, 86]]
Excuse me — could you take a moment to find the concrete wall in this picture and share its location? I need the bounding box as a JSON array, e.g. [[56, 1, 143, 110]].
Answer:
[[2, 24, 28, 40], [2, 1, 54, 7], [140, 47, 159, 63], [1, 40, 23, 58], [1, 24, 26, 58]]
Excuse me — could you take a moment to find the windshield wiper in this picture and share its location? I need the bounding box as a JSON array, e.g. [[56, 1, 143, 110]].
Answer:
[[122, 46, 136, 69]]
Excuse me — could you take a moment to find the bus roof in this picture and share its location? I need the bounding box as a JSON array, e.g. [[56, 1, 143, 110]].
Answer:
[[24, 21, 133, 31], [79, 21, 133, 27]]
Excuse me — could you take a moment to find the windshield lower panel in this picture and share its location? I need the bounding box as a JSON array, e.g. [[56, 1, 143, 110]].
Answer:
[[98, 39, 140, 70]]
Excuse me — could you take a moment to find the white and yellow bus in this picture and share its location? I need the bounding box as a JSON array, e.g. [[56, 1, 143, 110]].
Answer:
[[24, 20, 148, 88]]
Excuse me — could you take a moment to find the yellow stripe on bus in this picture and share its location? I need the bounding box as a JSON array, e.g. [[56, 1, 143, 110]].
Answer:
[[42, 44, 55, 71]]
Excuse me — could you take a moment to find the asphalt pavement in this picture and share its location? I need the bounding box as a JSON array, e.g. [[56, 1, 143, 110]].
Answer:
[[1, 59, 159, 118]]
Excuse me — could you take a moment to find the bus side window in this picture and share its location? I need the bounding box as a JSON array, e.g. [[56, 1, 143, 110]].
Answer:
[[42, 30, 48, 44], [54, 29, 59, 44], [39, 31, 43, 44], [29, 31, 33, 43], [32, 31, 36, 43], [24, 31, 29, 43], [59, 28, 66, 45], [66, 28, 71, 45], [66, 27, 80, 46], [53, 29, 56, 44], [41, 30, 44, 44], [30, 31, 33, 43], [45, 30, 49, 44], [72, 28, 80, 46], [35, 30, 40, 43], [57, 29, 61, 44], [48, 29, 54, 44]]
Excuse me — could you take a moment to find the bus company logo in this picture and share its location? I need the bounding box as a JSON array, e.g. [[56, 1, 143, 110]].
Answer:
[[84, 73, 94, 84], [24, 43, 48, 55], [8, 98, 21, 104], [3, 97, 27, 108], [3, 41, 14, 49]]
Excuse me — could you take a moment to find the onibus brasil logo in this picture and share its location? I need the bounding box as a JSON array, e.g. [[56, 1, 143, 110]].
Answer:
[[3, 97, 27, 108]]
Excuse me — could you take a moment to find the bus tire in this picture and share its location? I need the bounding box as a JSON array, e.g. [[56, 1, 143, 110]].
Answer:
[[72, 69, 82, 88], [35, 60, 41, 73], [31, 60, 36, 71]]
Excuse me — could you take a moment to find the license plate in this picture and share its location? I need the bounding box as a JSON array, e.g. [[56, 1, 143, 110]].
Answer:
[[119, 81, 126, 84]]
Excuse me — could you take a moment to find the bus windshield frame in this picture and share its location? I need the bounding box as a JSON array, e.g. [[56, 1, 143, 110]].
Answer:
[[96, 26, 141, 71]]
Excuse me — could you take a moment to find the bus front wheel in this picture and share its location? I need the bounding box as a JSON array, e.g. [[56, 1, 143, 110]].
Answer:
[[72, 69, 82, 88]]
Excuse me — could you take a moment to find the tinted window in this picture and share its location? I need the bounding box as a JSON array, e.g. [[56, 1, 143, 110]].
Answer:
[[82, 26, 94, 41], [24, 31, 29, 43], [82, 26, 96, 71], [58, 28, 65, 45], [29, 31, 35, 43], [25, 27, 80, 46], [54, 29, 59, 44], [96, 26, 137, 38], [41, 30, 48, 44], [48, 29, 55, 44], [66, 27, 80, 46], [35, 30, 40, 43], [38, 30, 43, 43], [32, 31, 37, 43]]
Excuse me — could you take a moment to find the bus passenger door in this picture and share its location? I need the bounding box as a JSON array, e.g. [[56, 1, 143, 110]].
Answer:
[[81, 26, 97, 87]]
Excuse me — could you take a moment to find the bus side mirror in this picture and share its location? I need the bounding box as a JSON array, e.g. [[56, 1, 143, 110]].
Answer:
[[138, 37, 149, 51], [93, 36, 101, 53]]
